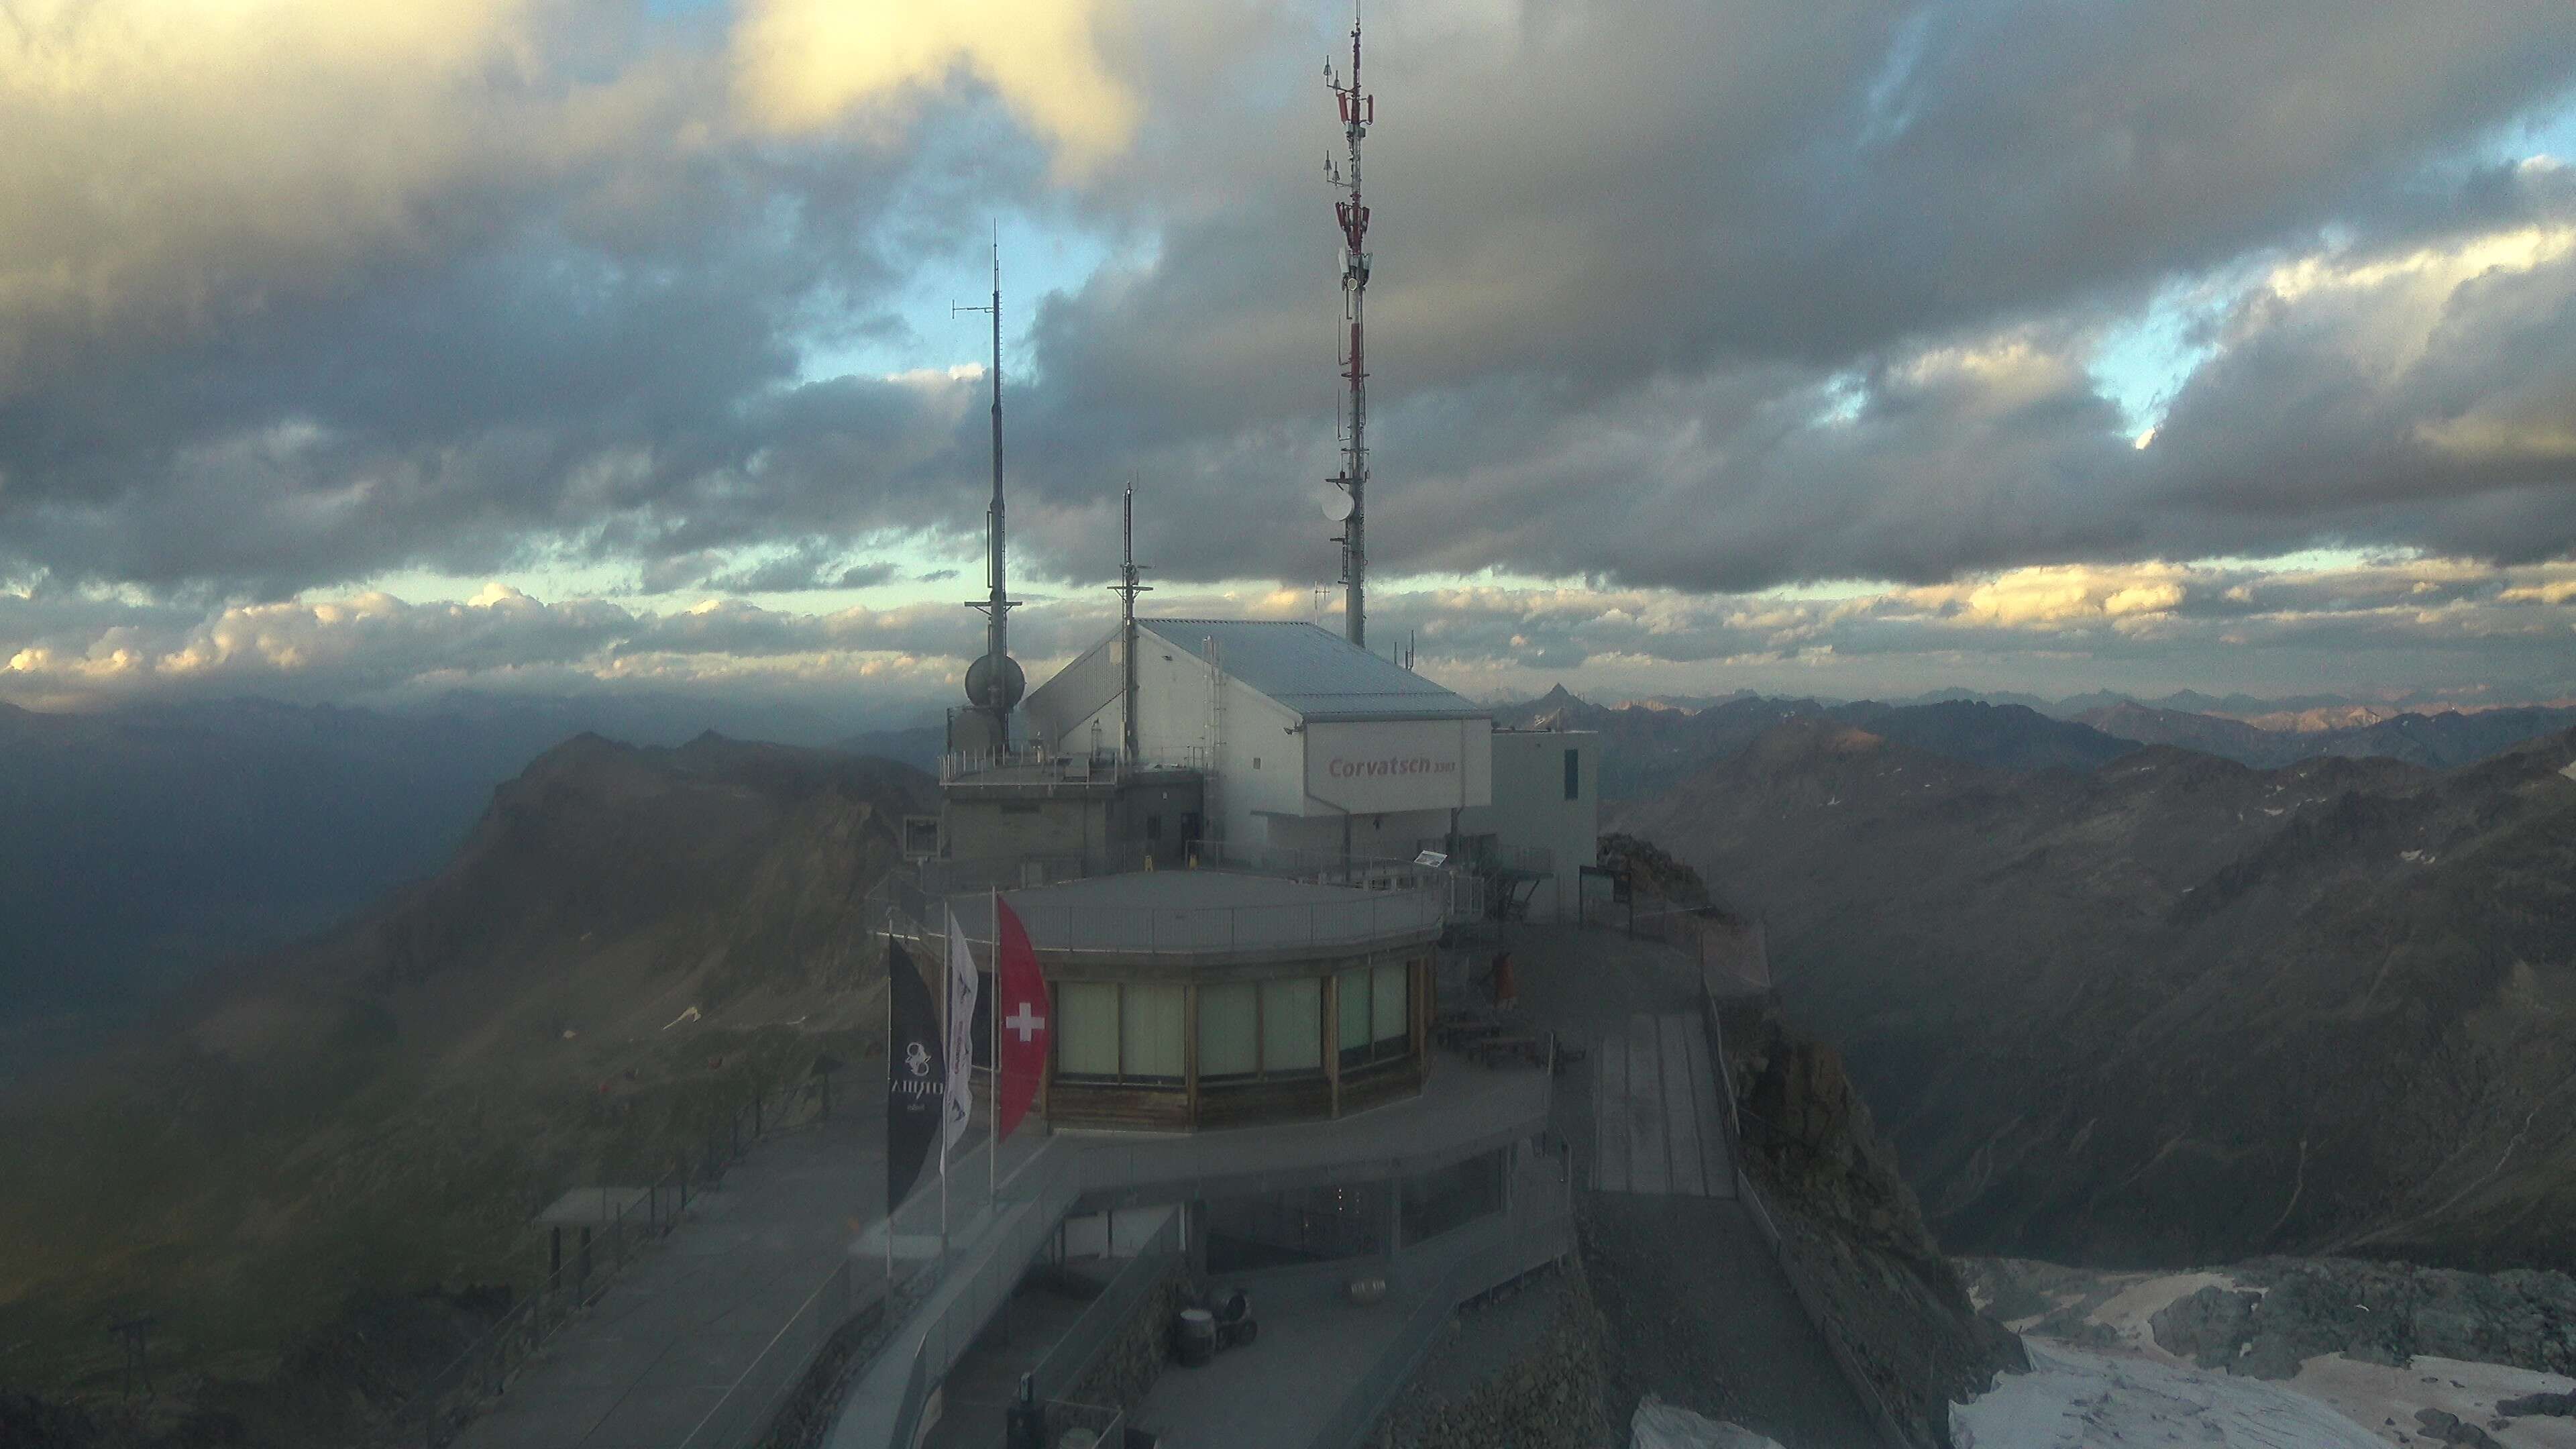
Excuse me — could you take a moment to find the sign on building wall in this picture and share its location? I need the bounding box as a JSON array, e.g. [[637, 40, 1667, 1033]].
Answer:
[[1303, 719, 1491, 814]]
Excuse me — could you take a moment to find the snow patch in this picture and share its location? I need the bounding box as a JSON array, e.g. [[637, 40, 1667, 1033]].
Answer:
[[1953, 1340, 2381, 1447], [2292, 1353, 2576, 1449]]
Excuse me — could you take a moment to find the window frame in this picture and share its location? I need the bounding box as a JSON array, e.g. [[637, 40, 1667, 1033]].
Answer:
[[1337, 960, 1413, 1071], [1052, 979, 1187, 1086]]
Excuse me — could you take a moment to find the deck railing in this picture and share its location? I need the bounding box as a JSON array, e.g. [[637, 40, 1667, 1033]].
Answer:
[[1186, 839, 1487, 921], [937, 746, 1210, 786], [391, 1078, 831, 1448], [921, 880, 1448, 960]]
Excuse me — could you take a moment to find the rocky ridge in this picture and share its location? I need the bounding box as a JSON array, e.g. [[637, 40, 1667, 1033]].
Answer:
[[1722, 996, 2029, 1447], [1617, 720, 2576, 1271], [2146, 1258, 2576, 1383]]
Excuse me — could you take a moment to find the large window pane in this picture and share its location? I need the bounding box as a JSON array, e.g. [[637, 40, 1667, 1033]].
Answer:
[[1122, 983, 1185, 1081], [1260, 978, 1322, 1073], [1373, 962, 1408, 1045], [1337, 967, 1372, 1066], [1199, 981, 1258, 1079], [1059, 982, 1119, 1077]]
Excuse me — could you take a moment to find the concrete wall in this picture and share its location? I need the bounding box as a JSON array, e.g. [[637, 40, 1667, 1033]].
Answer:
[[1263, 806, 1458, 861], [946, 795, 1103, 868], [1458, 731, 1599, 920], [946, 780, 1206, 875], [1106, 777, 1205, 871]]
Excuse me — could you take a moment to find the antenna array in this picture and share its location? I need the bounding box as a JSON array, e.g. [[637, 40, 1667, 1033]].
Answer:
[[1110, 482, 1152, 761], [1324, 4, 1375, 647], [955, 236, 1024, 740]]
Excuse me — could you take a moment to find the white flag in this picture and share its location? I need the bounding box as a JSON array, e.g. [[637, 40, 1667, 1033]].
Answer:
[[944, 907, 978, 1155]]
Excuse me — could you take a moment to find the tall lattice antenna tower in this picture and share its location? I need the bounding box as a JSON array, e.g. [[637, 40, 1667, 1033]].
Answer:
[[1324, 3, 1375, 647], [1109, 481, 1152, 761], [954, 235, 1023, 745]]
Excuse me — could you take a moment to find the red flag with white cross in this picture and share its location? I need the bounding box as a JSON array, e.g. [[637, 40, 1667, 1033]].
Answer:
[[994, 894, 1047, 1142]]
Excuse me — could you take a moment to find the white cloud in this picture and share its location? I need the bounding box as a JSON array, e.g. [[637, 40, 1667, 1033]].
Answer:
[[1900, 564, 2194, 629], [730, 0, 1138, 175], [0, 0, 646, 358]]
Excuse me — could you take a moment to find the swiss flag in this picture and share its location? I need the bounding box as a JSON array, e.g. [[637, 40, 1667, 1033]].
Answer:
[[994, 894, 1047, 1142]]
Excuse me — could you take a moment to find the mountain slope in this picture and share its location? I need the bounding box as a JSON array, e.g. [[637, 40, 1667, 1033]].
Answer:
[[0, 733, 933, 1418], [1496, 690, 2141, 800], [0, 699, 572, 1055], [1613, 721, 2576, 1272], [2078, 700, 2576, 769], [2073, 700, 2284, 761], [1833, 699, 2139, 772]]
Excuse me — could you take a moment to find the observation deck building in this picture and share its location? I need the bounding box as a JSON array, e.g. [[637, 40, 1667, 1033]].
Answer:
[[926, 617, 1599, 1132]]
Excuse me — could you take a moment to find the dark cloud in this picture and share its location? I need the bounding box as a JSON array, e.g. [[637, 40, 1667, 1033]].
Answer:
[[0, 0, 2571, 704]]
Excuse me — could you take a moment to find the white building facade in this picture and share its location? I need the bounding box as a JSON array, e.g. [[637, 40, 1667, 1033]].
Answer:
[[1024, 619, 1491, 859], [1016, 619, 1599, 918], [1457, 729, 1601, 920]]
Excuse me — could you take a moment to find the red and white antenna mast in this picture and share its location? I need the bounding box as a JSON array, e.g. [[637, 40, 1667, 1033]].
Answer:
[[1324, 3, 1375, 648]]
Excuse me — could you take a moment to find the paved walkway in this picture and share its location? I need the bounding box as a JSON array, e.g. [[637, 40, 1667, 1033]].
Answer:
[[1132, 1269, 1433, 1449], [915, 1271, 1099, 1449], [455, 1104, 885, 1449], [1593, 1010, 1735, 1197], [1508, 924, 1879, 1449]]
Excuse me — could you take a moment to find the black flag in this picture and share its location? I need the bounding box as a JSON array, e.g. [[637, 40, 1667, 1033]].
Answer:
[[885, 937, 945, 1217]]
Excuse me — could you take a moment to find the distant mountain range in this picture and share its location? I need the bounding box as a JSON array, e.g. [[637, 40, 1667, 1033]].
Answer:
[[1615, 718, 2576, 1271], [1497, 684, 2576, 800], [0, 694, 936, 1072], [2071, 700, 2576, 769]]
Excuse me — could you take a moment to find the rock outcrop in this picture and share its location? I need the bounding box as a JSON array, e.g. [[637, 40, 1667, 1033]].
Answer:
[[1722, 998, 2027, 1446], [1379, 1267, 1610, 1449], [2146, 1258, 2576, 1381]]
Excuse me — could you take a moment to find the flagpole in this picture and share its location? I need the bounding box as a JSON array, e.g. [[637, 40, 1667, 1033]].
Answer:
[[939, 912, 951, 1265], [883, 930, 894, 1286], [989, 886, 1001, 1207]]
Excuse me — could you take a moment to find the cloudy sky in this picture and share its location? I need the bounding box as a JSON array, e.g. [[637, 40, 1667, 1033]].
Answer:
[[3, 0, 2574, 724]]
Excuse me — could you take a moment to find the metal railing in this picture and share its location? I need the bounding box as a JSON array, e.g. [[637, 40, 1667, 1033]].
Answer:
[[879, 1144, 1087, 1449], [673, 1260, 862, 1449], [828, 1054, 1560, 1449], [938, 746, 1210, 786], [918, 854, 1087, 897], [1044, 1400, 1126, 1447], [1631, 897, 1772, 993], [1026, 1210, 1183, 1406], [934, 886, 1448, 959], [392, 1077, 833, 1448], [1222, 840, 1489, 922], [1699, 960, 1915, 1449], [1187, 839, 1463, 894], [1306, 1140, 1578, 1449]]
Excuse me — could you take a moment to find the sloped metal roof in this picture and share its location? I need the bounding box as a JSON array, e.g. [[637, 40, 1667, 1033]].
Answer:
[[1137, 619, 1487, 722], [1022, 633, 1122, 749]]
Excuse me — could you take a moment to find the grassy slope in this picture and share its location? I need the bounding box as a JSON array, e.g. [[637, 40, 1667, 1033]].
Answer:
[[0, 735, 932, 1428]]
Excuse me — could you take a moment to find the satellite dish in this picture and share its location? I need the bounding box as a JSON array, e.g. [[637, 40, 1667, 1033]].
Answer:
[[1319, 488, 1356, 523]]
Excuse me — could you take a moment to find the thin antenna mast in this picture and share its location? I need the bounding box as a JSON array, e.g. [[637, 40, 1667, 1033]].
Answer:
[[1324, 3, 1375, 647], [955, 231, 1023, 744], [1109, 482, 1152, 761]]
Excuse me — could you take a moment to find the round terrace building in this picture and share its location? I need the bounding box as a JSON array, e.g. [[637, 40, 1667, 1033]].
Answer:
[[949, 861, 1444, 1131]]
